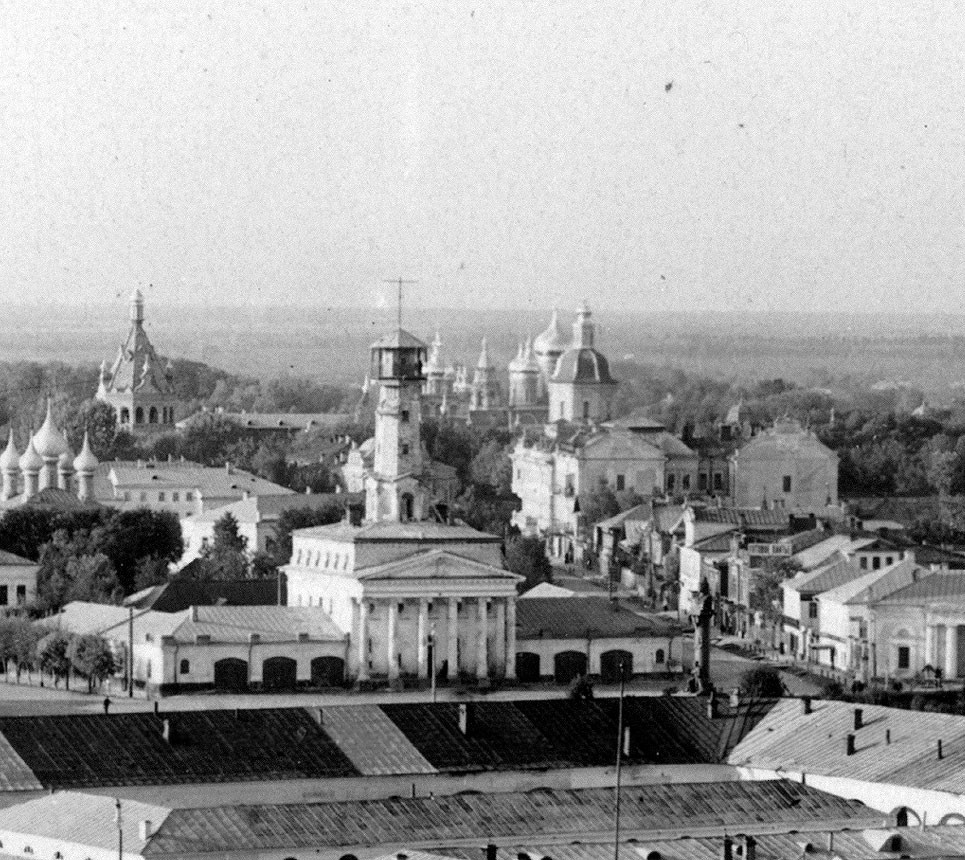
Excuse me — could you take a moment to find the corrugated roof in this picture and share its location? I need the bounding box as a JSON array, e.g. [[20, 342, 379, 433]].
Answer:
[[143, 781, 877, 855], [793, 536, 876, 571], [0, 709, 359, 788], [516, 597, 682, 639], [729, 699, 965, 793], [318, 705, 437, 776], [784, 553, 861, 596], [695, 507, 790, 528], [104, 460, 294, 497], [0, 732, 42, 791], [819, 559, 924, 606]]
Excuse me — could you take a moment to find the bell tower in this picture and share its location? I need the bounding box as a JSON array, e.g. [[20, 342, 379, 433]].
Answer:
[[366, 328, 429, 523]]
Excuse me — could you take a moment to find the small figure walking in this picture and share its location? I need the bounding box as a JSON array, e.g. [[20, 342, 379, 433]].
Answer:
[[103, 697, 111, 715]]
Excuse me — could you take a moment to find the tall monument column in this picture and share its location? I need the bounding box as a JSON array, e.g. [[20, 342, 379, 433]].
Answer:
[[447, 597, 459, 679], [692, 578, 714, 694]]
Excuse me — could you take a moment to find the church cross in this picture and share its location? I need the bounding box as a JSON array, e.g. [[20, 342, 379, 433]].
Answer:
[[383, 277, 418, 329]]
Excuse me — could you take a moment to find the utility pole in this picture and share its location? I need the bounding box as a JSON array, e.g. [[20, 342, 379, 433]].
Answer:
[[127, 606, 134, 698], [429, 623, 437, 703], [383, 277, 418, 329], [614, 661, 626, 860], [115, 797, 123, 860]]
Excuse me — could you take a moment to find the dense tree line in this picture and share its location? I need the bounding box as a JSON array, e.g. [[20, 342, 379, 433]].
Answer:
[[0, 507, 182, 612], [0, 616, 116, 692]]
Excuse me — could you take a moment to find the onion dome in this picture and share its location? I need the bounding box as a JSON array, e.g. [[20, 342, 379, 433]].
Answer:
[[533, 308, 568, 355], [0, 431, 19, 471], [33, 400, 69, 460], [58, 448, 74, 468], [19, 439, 43, 473], [507, 342, 526, 373], [73, 432, 99, 473]]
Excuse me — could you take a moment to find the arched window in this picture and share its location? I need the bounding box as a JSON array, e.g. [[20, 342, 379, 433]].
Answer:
[[401, 493, 414, 522], [148, 407, 158, 423], [120, 407, 130, 425], [583, 400, 590, 420], [179, 659, 190, 675], [135, 406, 144, 424], [655, 649, 665, 664]]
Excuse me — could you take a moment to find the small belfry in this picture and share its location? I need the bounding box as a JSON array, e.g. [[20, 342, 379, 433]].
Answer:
[[96, 288, 178, 432]]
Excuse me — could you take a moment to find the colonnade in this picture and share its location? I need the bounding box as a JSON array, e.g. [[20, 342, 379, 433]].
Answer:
[[925, 622, 964, 678], [354, 595, 517, 682]]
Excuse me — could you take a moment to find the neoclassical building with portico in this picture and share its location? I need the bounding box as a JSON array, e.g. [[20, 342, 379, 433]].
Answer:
[[283, 326, 521, 685]]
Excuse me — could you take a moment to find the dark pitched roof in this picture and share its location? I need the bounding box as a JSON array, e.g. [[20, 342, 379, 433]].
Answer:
[[124, 578, 279, 612], [0, 699, 779, 791], [694, 507, 790, 529], [143, 781, 880, 855], [0, 709, 358, 788], [516, 597, 683, 639]]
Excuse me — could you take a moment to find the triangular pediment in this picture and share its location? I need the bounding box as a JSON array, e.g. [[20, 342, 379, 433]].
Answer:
[[357, 549, 523, 583], [582, 432, 663, 461]]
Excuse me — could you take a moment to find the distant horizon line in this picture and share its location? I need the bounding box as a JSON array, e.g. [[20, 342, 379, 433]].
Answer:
[[13, 302, 965, 319]]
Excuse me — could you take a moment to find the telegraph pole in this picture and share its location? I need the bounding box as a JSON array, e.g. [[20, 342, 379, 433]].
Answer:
[[614, 661, 626, 860]]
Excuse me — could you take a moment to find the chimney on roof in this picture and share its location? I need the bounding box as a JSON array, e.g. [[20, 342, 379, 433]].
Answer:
[[905, 548, 915, 564], [721, 835, 733, 860], [623, 725, 631, 757], [938, 739, 943, 760], [313, 707, 324, 725], [139, 820, 153, 840], [458, 702, 473, 736], [242, 490, 250, 500], [846, 733, 855, 756], [162, 718, 171, 743], [249, 633, 260, 644], [854, 708, 863, 731], [886, 729, 891, 745], [729, 688, 740, 708], [190, 605, 198, 622], [225, 461, 233, 475], [801, 696, 812, 715], [707, 692, 719, 720]]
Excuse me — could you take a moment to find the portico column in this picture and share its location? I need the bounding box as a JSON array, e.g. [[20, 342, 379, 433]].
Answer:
[[417, 599, 429, 680], [494, 599, 506, 676], [357, 599, 369, 681], [505, 597, 517, 680], [447, 597, 459, 679], [926, 623, 937, 668], [946, 624, 959, 679], [387, 600, 399, 680], [477, 598, 489, 680]]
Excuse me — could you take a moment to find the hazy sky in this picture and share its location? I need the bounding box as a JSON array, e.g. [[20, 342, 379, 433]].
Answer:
[[1, 1, 963, 314]]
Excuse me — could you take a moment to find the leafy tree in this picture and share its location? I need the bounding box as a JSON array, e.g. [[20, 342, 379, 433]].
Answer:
[[568, 674, 595, 700], [10, 618, 40, 681], [578, 487, 620, 529], [505, 535, 552, 592], [68, 634, 117, 693], [37, 629, 72, 688], [66, 553, 122, 604], [198, 512, 250, 580], [89, 509, 183, 594], [470, 439, 514, 496], [133, 556, 171, 591], [740, 665, 787, 699], [36, 529, 90, 612], [64, 398, 117, 458]]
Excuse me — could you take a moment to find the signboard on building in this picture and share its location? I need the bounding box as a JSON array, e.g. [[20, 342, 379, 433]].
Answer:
[[747, 543, 792, 558]]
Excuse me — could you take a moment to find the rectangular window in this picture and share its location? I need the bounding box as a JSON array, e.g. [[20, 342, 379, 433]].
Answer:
[[16, 585, 26, 605], [0, 585, 7, 605], [698, 473, 708, 491], [682, 474, 691, 490], [782, 475, 792, 493], [898, 646, 910, 669], [616, 474, 625, 492], [123, 491, 131, 502], [886, 556, 894, 566], [185, 491, 194, 501], [860, 556, 868, 569], [158, 492, 166, 502], [401, 409, 410, 423], [139, 492, 147, 502], [667, 474, 676, 492], [808, 602, 818, 619], [172, 492, 179, 502], [401, 443, 410, 456], [713, 473, 723, 491], [872, 556, 881, 570]]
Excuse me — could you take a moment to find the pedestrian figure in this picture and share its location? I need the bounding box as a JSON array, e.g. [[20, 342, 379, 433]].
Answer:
[[103, 697, 111, 715]]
